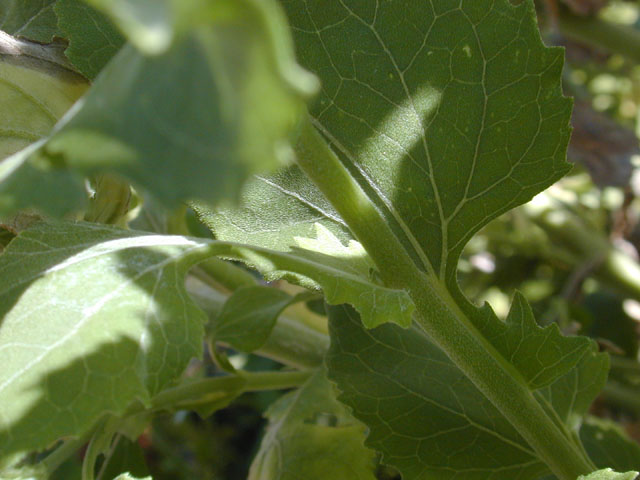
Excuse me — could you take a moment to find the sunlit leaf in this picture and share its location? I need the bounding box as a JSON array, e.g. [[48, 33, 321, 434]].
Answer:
[[248, 369, 376, 480]]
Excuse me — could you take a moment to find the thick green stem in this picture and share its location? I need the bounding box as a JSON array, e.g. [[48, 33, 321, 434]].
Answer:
[[293, 117, 595, 479]]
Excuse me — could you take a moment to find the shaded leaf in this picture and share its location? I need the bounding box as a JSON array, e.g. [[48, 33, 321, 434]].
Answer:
[[326, 303, 605, 480], [580, 417, 640, 473], [55, 0, 125, 79], [212, 286, 297, 352], [248, 369, 376, 480], [0, 0, 62, 43], [0, 33, 89, 216]]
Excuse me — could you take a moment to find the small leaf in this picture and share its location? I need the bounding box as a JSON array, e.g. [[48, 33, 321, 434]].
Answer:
[[0, 221, 212, 458], [212, 286, 297, 352], [248, 369, 376, 480], [578, 469, 638, 480], [0, 0, 62, 43], [55, 0, 125, 79]]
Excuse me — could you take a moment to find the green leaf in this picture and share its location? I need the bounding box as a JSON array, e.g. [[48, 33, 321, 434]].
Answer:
[[211, 286, 297, 352], [580, 417, 640, 474], [248, 369, 376, 480], [217, 224, 414, 329], [54, 0, 124, 79], [3, 0, 318, 215], [0, 220, 412, 459], [0, 220, 212, 458], [0, 0, 62, 43], [578, 469, 638, 480], [192, 165, 352, 253], [326, 303, 605, 480]]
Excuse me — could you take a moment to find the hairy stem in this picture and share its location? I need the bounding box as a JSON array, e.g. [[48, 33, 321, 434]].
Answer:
[[293, 116, 595, 479]]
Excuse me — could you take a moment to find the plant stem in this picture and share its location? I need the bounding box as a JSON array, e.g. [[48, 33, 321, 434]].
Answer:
[[151, 370, 313, 411], [293, 116, 595, 479]]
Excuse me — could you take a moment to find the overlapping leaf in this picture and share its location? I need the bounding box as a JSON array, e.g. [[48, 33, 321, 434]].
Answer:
[[0, 0, 318, 217], [0, 33, 89, 215], [248, 369, 376, 480], [0, 219, 413, 460]]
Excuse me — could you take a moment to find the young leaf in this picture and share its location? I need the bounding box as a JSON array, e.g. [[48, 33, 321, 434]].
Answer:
[[327, 304, 554, 479], [248, 369, 377, 480], [211, 286, 298, 352], [0, 1, 62, 43], [0, 221, 211, 458], [54, 0, 125, 79]]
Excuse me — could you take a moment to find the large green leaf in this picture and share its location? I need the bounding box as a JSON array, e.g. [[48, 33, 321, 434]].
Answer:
[[0, 221, 211, 458], [248, 369, 376, 480], [326, 303, 606, 480], [0, 1, 62, 43]]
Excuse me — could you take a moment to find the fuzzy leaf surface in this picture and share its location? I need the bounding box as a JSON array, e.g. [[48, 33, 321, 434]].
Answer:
[[0, 221, 212, 458], [248, 369, 376, 480], [326, 303, 606, 480]]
